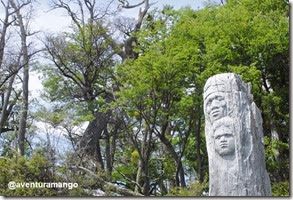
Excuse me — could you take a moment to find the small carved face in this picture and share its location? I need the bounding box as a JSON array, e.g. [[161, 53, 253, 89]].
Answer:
[[206, 92, 227, 123], [214, 125, 235, 156]]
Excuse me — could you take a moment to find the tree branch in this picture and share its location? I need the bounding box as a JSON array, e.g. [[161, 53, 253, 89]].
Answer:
[[119, 0, 144, 9], [70, 166, 143, 196]]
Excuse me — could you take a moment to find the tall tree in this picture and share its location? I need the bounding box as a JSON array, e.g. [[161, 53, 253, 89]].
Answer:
[[116, 8, 193, 189], [43, 0, 156, 175], [10, 0, 33, 155], [0, 1, 19, 134]]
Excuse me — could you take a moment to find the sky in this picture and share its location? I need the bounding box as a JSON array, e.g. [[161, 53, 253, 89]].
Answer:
[[32, 0, 209, 33]]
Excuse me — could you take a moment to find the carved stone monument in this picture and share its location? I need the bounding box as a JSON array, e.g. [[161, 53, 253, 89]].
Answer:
[[203, 73, 271, 196]]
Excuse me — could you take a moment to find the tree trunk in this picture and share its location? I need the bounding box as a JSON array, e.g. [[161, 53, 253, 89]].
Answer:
[[105, 128, 112, 180], [135, 125, 154, 196], [79, 119, 104, 169], [141, 159, 150, 196], [11, 0, 29, 156], [141, 129, 151, 195], [118, 0, 152, 61], [196, 113, 203, 182], [110, 124, 118, 172], [158, 179, 167, 195], [79, 110, 111, 169], [0, 1, 10, 69], [0, 74, 16, 133], [135, 159, 142, 193], [158, 132, 186, 187]]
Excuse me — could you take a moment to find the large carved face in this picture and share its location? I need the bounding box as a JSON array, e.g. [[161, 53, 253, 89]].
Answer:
[[214, 124, 235, 156], [205, 92, 227, 123]]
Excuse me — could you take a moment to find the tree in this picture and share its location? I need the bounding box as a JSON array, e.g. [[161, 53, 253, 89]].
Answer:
[[116, 0, 157, 60], [0, 1, 21, 134], [42, 0, 157, 184], [10, 0, 34, 156], [0, 0, 37, 157], [116, 7, 194, 191], [44, 0, 117, 169]]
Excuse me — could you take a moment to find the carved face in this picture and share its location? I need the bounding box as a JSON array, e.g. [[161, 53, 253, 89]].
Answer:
[[206, 92, 227, 123], [214, 125, 235, 156]]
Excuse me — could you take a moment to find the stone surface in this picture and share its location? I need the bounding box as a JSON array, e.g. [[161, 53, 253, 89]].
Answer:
[[203, 73, 271, 196]]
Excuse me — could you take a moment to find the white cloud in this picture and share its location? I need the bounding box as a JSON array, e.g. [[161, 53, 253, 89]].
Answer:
[[32, 5, 72, 33]]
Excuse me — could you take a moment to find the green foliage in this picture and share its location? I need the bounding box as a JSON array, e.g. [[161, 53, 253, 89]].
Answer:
[[167, 181, 208, 196], [131, 150, 139, 164], [53, 165, 97, 196], [271, 181, 289, 196], [41, 19, 116, 108], [0, 154, 55, 196], [264, 136, 289, 182], [0, 153, 98, 196], [116, 7, 200, 190]]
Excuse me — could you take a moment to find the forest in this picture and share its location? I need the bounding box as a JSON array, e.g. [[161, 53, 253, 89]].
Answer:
[[0, 0, 289, 196]]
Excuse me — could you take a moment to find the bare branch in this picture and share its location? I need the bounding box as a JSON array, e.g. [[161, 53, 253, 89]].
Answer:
[[77, 0, 85, 25], [43, 36, 85, 89], [51, 0, 82, 30], [119, 0, 144, 9], [70, 165, 143, 196], [0, 62, 24, 88], [114, 167, 143, 192]]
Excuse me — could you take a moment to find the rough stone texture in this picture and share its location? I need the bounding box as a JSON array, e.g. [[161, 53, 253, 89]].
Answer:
[[203, 73, 271, 196]]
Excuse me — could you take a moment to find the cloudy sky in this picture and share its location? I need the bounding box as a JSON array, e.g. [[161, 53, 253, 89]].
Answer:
[[31, 0, 212, 33]]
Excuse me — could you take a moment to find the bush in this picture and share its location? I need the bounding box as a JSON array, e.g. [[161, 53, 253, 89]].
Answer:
[[0, 154, 56, 196], [166, 181, 208, 196], [272, 181, 289, 196]]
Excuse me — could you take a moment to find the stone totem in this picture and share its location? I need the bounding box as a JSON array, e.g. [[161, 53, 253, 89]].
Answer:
[[203, 73, 271, 196]]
